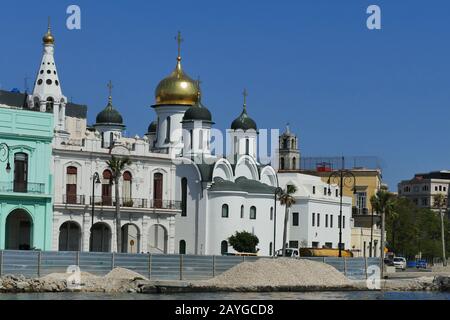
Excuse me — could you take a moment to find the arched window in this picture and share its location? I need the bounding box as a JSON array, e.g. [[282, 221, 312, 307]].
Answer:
[[291, 138, 295, 148], [122, 171, 132, 204], [250, 206, 256, 219], [221, 240, 228, 255], [102, 170, 112, 206], [270, 207, 273, 221], [292, 157, 296, 170], [280, 158, 285, 170], [165, 116, 171, 142], [66, 166, 77, 204], [153, 173, 163, 208], [222, 204, 229, 218], [13, 153, 28, 192], [240, 205, 244, 218], [245, 138, 250, 155], [283, 138, 288, 149], [179, 240, 186, 254], [181, 178, 188, 216], [46, 97, 54, 113]]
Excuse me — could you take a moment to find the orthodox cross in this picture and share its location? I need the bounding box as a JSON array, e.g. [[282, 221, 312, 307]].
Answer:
[[107, 80, 113, 104], [243, 88, 248, 110], [176, 31, 184, 58]]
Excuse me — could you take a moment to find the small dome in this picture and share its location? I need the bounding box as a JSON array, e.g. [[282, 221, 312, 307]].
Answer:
[[154, 57, 199, 106], [95, 98, 124, 126], [43, 26, 54, 45], [183, 106, 212, 122], [231, 108, 257, 131], [147, 121, 157, 133]]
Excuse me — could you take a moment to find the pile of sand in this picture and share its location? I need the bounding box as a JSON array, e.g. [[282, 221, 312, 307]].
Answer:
[[199, 258, 351, 289], [105, 267, 147, 281]]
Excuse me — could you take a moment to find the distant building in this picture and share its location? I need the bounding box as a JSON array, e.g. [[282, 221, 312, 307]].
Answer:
[[277, 173, 352, 251], [398, 171, 450, 212]]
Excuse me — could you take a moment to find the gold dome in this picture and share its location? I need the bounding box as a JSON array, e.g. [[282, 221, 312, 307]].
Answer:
[[154, 57, 199, 106], [43, 19, 54, 45]]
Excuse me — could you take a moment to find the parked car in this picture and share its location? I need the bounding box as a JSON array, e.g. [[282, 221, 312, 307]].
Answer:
[[407, 260, 417, 268], [416, 259, 427, 269], [393, 257, 407, 270], [276, 248, 299, 257]]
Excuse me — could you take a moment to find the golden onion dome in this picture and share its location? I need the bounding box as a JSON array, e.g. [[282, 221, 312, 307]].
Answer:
[[42, 20, 55, 45], [154, 57, 199, 106]]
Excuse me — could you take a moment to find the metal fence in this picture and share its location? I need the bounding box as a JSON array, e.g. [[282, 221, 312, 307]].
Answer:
[[0, 250, 379, 281]]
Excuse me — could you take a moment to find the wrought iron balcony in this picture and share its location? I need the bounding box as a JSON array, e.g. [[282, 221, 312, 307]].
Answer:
[[352, 206, 370, 215], [0, 181, 46, 194]]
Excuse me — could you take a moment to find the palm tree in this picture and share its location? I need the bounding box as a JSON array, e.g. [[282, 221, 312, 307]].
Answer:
[[106, 155, 131, 253], [433, 194, 447, 266], [370, 189, 396, 278], [279, 184, 297, 257]]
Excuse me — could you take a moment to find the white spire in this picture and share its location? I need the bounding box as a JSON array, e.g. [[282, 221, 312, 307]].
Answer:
[[29, 20, 67, 132]]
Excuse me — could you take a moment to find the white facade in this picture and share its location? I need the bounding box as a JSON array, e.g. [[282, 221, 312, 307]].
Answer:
[[175, 155, 284, 256], [52, 130, 179, 253], [278, 172, 353, 250]]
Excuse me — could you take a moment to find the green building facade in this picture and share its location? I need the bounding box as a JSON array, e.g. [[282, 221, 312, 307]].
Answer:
[[0, 105, 53, 250]]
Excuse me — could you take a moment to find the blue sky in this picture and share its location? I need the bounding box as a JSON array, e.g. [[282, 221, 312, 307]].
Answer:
[[1, 0, 449, 188]]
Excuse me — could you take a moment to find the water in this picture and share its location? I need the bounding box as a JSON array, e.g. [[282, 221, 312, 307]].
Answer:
[[0, 291, 449, 300]]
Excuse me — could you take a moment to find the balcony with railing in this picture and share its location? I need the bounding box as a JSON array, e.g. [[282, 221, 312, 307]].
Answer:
[[60, 194, 181, 210], [0, 181, 46, 194]]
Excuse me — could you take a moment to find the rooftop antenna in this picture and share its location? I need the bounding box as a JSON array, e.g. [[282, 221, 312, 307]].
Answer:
[[24, 76, 29, 93]]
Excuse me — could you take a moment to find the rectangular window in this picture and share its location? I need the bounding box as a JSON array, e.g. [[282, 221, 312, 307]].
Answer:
[[338, 215, 341, 229], [312, 242, 319, 248], [323, 187, 327, 195], [336, 189, 339, 197], [421, 198, 428, 206], [317, 213, 320, 227], [270, 207, 273, 221], [439, 186, 442, 191], [324, 242, 332, 249], [330, 215, 333, 228], [343, 216, 345, 229], [289, 241, 299, 249], [312, 186, 316, 194], [355, 192, 367, 214], [312, 213, 315, 226], [292, 212, 299, 226], [325, 214, 328, 228]]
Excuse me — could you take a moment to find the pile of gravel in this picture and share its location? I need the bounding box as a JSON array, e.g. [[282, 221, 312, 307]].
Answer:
[[105, 267, 147, 281], [197, 258, 351, 289]]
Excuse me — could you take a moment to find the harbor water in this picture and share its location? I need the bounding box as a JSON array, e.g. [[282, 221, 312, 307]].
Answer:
[[0, 291, 449, 300]]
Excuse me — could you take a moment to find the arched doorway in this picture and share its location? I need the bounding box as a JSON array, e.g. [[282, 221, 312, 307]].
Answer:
[[148, 224, 167, 253], [89, 222, 111, 252], [5, 209, 33, 250], [121, 223, 140, 253], [58, 221, 81, 251], [221, 240, 228, 255]]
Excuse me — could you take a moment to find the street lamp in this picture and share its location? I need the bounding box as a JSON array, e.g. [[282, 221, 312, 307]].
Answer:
[[327, 159, 357, 258], [273, 186, 283, 257], [0, 142, 11, 173], [90, 172, 101, 251]]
